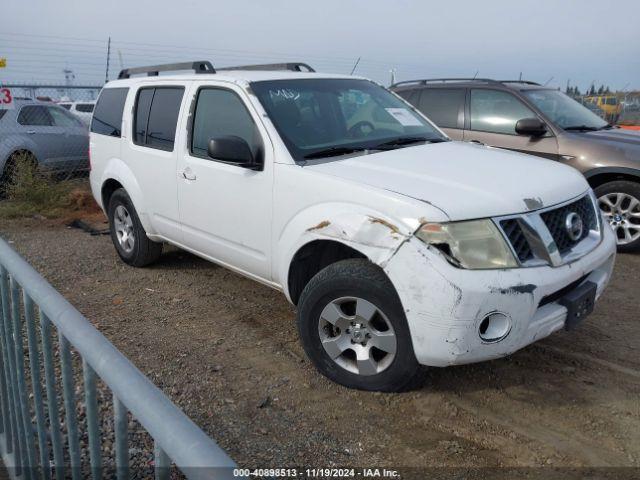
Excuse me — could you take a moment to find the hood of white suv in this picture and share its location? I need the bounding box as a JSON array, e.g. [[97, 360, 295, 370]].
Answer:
[[306, 141, 588, 221]]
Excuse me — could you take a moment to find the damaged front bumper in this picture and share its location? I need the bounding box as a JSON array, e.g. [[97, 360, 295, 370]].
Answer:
[[384, 222, 617, 367]]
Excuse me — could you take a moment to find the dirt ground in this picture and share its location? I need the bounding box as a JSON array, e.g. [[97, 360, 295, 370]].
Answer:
[[0, 216, 639, 476]]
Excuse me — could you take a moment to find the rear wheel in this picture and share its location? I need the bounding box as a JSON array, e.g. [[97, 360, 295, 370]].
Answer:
[[107, 189, 163, 266], [297, 259, 421, 392], [596, 180, 640, 252]]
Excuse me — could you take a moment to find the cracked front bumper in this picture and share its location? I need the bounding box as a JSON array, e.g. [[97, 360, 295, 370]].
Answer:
[[384, 223, 617, 367]]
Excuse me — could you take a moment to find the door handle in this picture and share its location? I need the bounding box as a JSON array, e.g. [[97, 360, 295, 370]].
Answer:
[[26, 130, 36, 134], [182, 168, 196, 181]]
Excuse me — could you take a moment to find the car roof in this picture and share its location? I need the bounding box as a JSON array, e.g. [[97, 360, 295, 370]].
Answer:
[[104, 70, 361, 88]]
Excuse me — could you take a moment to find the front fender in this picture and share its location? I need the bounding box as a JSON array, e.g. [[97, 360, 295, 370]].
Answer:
[[99, 158, 155, 235], [276, 203, 421, 301]]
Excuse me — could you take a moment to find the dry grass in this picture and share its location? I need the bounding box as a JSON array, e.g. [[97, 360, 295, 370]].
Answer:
[[0, 153, 101, 219]]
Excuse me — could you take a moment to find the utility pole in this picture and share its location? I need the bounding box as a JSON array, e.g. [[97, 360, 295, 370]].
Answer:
[[105, 36, 111, 84]]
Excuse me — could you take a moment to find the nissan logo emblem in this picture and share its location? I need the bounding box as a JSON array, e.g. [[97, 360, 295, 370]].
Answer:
[[565, 212, 584, 241]]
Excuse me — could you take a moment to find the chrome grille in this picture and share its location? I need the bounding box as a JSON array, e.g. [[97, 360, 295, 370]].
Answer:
[[540, 196, 597, 254], [500, 219, 533, 262], [496, 193, 601, 267]]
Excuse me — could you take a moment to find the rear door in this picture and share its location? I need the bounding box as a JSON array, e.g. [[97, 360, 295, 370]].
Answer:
[[415, 87, 466, 140], [464, 88, 559, 159], [126, 84, 187, 241]]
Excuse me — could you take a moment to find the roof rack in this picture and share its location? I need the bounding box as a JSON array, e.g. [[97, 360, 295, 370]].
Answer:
[[499, 80, 541, 86], [391, 78, 541, 88], [118, 61, 215, 79], [218, 62, 315, 72]]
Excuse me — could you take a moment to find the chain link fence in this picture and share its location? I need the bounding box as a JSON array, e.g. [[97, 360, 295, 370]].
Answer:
[[1, 85, 101, 198]]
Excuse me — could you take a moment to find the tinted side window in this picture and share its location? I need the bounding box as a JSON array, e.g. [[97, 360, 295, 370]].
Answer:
[[135, 87, 184, 151], [396, 89, 419, 105], [470, 89, 535, 135], [48, 107, 82, 127], [191, 88, 260, 159], [17, 106, 52, 126], [76, 103, 95, 113], [418, 88, 465, 129], [133, 88, 154, 145], [91, 87, 129, 137]]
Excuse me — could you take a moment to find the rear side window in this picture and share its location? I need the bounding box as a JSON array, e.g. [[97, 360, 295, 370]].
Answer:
[[134, 87, 184, 151], [48, 106, 82, 127], [17, 106, 52, 126], [76, 103, 95, 113], [191, 88, 260, 159], [91, 87, 129, 137], [418, 89, 465, 129], [396, 89, 419, 105]]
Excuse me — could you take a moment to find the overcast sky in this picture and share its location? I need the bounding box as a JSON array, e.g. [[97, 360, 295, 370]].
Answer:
[[4, 0, 639, 90]]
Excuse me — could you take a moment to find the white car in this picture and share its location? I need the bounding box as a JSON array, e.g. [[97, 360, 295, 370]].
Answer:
[[89, 61, 616, 391], [58, 101, 95, 126]]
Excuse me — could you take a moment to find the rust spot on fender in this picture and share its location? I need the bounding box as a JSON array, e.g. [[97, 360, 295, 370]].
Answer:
[[307, 220, 331, 232], [369, 217, 401, 235]]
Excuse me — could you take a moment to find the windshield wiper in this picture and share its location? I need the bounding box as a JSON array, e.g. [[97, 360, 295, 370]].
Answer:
[[563, 125, 600, 131], [303, 146, 368, 160], [374, 136, 445, 150]]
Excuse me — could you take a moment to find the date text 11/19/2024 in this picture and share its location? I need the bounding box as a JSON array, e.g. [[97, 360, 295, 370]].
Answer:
[[233, 468, 400, 478]]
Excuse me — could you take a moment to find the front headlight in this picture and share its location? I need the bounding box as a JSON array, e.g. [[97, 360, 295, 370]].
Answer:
[[416, 220, 518, 269]]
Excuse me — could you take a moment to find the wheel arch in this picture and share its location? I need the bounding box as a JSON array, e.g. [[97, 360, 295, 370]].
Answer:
[[278, 206, 415, 304], [99, 158, 155, 234], [584, 167, 640, 189]]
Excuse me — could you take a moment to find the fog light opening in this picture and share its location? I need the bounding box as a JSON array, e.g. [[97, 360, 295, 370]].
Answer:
[[479, 312, 511, 343]]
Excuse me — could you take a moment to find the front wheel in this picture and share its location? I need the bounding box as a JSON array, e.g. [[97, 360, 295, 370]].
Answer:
[[297, 259, 421, 392], [596, 180, 640, 252]]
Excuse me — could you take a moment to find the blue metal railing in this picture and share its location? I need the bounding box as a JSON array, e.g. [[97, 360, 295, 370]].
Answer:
[[0, 237, 236, 479]]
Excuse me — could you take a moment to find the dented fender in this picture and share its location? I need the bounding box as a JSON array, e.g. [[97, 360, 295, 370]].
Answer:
[[277, 204, 433, 301]]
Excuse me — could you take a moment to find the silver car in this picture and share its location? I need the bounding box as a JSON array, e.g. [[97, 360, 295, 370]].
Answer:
[[0, 99, 89, 184]]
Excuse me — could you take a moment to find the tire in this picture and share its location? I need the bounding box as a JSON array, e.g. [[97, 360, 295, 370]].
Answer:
[[0, 151, 37, 196], [297, 258, 421, 392], [107, 188, 163, 267], [595, 180, 640, 253]]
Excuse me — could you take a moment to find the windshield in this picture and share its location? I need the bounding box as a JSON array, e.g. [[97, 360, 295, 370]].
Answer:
[[251, 78, 446, 161], [523, 89, 608, 130]]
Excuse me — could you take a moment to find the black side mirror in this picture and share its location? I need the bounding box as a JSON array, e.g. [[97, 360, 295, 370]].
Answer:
[[207, 135, 261, 169], [515, 118, 547, 137]]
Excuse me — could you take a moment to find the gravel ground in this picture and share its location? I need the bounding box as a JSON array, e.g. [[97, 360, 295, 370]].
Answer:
[[0, 216, 639, 477]]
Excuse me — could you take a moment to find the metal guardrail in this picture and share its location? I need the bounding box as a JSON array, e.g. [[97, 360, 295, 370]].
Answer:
[[0, 236, 236, 479]]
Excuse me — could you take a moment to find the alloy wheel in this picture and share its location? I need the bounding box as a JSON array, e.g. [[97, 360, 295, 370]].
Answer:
[[113, 205, 135, 253], [318, 296, 397, 376], [598, 192, 640, 245]]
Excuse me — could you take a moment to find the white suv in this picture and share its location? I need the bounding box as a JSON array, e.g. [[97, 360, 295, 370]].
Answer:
[[89, 61, 616, 391]]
